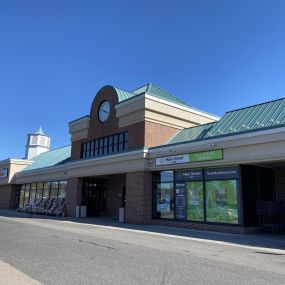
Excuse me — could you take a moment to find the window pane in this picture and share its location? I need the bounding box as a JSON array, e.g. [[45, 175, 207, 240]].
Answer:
[[154, 183, 174, 219], [118, 143, 124, 152], [124, 132, 128, 142], [58, 181, 67, 199], [205, 180, 239, 224], [30, 183, 37, 203], [19, 186, 25, 207], [186, 181, 204, 221], [50, 181, 58, 198], [36, 183, 43, 199], [153, 171, 174, 183], [43, 182, 50, 198], [24, 185, 30, 206], [119, 133, 124, 143]]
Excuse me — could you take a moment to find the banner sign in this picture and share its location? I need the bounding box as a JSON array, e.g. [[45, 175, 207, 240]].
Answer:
[[175, 169, 203, 181], [0, 168, 8, 179], [205, 166, 240, 180], [155, 149, 223, 166], [175, 182, 187, 220]]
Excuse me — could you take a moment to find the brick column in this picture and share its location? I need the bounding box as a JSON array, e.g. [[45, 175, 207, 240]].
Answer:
[[66, 177, 83, 217], [125, 171, 152, 224]]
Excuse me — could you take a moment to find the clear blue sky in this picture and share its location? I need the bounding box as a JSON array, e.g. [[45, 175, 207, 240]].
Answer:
[[1, 0, 285, 160]]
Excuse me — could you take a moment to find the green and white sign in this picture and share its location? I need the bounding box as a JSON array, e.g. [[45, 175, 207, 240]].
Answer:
[[155, 149, 223, 166]]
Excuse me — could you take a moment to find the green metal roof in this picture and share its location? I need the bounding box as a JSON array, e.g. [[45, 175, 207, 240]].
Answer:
[[161, 97, 285, 147], [204, 97, 285, 138], [132, 83, 192, 108], [167, 123, 216, 144], [114, 87, 135, 103], [23, 146, 71, 172]]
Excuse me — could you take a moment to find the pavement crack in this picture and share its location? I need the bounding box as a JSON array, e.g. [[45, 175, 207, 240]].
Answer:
[[160, 264, 167, 285], [78, 239, 118, 251]]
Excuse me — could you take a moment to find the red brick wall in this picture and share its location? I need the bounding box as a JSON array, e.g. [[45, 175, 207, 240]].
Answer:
[[0, 185, 14, 209], [66, 177, 83, 216], [125, 171, 152, 224], [106, 174, 126, 218], [144, 121, 179, 147]]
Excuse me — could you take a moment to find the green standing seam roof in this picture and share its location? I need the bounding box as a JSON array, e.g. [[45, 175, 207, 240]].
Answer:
[[161, 97, 285, 147], [132, 83, 192, 108], [204, 97, 285, 138], [114, 87, 135, 102], [23, 146, 71, 172], [167, 122, 216, 145]]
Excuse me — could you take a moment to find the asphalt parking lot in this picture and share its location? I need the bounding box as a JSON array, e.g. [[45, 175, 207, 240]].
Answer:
[[0, 210, 285, 285]]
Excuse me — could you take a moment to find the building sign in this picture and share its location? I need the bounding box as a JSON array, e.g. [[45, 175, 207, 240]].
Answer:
[[205, 166, 240, 180], [175, 182, 187, 220], [155, 149, 223, 166], [0, 168, 8, 179], [175, 169, 203, 181]]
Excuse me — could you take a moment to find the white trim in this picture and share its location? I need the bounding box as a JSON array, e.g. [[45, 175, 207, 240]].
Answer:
[[145, 94, 220, 120], [115, 93, 220, 121]]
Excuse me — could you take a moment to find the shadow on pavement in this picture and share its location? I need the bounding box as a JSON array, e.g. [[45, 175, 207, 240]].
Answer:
[[0, 208, 284, 251]]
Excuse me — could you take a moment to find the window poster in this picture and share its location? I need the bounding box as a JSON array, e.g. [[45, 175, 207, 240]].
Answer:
[[205, 180, 239, 224], [175, 183, 187, 220], [156, 183, 174, 219], [186, 181, 204, 221]]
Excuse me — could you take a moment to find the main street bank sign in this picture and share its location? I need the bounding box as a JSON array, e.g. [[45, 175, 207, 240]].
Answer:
[[155, 149, 223, 166]]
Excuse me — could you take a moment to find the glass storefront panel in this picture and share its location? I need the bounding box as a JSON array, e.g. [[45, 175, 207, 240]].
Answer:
[[205, 180, 239, 224], [43, 182, 50, 198], [24, 184, 30, 206], [50, 181, 58, 198], [153, 171, 174, 184], [186, 181, 204, 222], [36, 183, 43, 199], [30, 183, 37, 203], [155, 183, 174, 219], [58, 181, 67, 199], [19, 185, 25, 207]]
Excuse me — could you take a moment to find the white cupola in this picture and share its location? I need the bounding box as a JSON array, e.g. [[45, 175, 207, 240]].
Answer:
[[25, 127, 51, 160]]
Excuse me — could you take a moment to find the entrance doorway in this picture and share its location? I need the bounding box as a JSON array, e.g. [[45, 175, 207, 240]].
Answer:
[[82, 179, 107, 217]]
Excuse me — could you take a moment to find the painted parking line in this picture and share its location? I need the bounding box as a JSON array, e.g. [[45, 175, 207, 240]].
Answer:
[[0, 260, 42, 285]]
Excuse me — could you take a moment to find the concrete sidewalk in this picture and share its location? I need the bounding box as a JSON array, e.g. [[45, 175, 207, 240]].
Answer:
[[1, 208, 284, 251]]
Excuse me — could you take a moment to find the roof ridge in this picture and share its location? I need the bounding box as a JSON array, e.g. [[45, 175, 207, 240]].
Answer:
[[132, 83, 150, 93], [226, 96, 285, 114], [41, 145, 71, 154]]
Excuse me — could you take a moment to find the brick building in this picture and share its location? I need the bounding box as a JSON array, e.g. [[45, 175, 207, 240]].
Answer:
[[1, 83, 285, 233]]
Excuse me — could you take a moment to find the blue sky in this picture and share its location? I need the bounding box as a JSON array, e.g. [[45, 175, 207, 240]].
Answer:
[[1, 0, 285, 160]]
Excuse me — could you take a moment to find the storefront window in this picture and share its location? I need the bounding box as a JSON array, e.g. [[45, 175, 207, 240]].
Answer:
[[50, 181, 58, 198], [36, 183, 43, 199], [43, 182, 50, 198], [205, 180, 239, 224], [154, 183, 174, 219], [152, 166, 240, 225], [19, 185, 25, 207], [58, 181, 67, 199], [24, 184, 30, 206], [186, 181, 204, 221], [30, 183, 37, 203]]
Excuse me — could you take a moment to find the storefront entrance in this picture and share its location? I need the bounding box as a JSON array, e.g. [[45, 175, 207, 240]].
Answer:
[[82, 179, 107, 217]]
